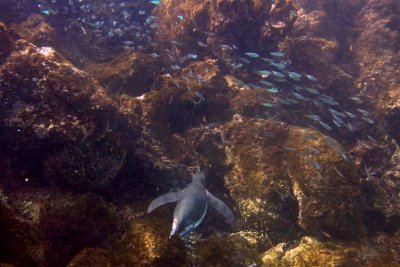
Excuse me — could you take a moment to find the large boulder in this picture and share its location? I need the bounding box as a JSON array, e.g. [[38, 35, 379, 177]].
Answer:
[[0, 40, 130, 190]]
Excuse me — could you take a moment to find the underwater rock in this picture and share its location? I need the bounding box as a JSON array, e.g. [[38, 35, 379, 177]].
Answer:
[[84, 51, 162, 96], [353, 0, 400, 94], [198, 231, 262, 267], [2, 189, 121, 267], [222, 119, 363, 243], [0, 188, 46, 266], [0, 40, 129, 190], [112, 205, 189, 266], [122, 59, 235, 194], [67, 248, 111, 267], [261, 234, 400, 266], [9, 14, 58, 48], [155, 0, 297, 54], [0, 22, 15, 65], [381, 71, 400, 145]]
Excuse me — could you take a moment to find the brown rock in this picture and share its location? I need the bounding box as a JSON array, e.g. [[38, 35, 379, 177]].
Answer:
[[261, 234, 400, 267], [67, 248, 111, 267], [112, 206, 189, 266], [154, 0, 297, 54], [0, 22, 15, 65], [9, 14, 58, 48], [3, 189, 121, 267], [198, 231, 262, 267], [222, 119, 364, 242], [84, 51, 162, 96], [0, 40, 129, 190]]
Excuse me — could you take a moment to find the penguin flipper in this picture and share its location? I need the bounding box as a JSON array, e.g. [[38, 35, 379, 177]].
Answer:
[[147, 191, 182, 213], [206, 191, 235, 226]]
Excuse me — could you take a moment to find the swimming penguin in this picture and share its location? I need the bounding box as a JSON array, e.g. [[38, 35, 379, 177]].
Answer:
[[147, 170, 235, 238]]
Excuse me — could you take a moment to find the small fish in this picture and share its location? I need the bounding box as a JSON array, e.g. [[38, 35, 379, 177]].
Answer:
[[345, 122, 355, 132], [334, 167, 345, 178], [245, 52, 260, 58], [272, 70, 285, 78], [249, 84, 263, 90], [361, 117, 375, 124], [122, 40, 135, 45], [201, 31, 216, 36], [259, 70, 271, 76], [146, 16, 158, 24], [171, 40, 184, 46], [319, 94, 334, 102], [344, 111, 357, 118], [305, 114, 321, 121], [197, 41, 208, 47], [349, 96, 363, 104], [313, 99, 324, 110], [171, 64, 181, 71], [149, 52, 160, 58], [319, 121, 332, 130], [333, 114, 345, 124], [266, 87, 279, 93], [286, 98, 299, 104], [288, 72, 302, 81], [261, 102, 274, 108], [271, 62, 286, 69], [259, 80, 273, 86], [150, 0, 160, 4], [41, 9, 50, 15], [332, 119, 342, 128], [340, 152, 349, 162], [357, 109, 370, 117], [177, 15, 184, 21], [231, 62, 243, 69], [220, 44, 233, 50], [366, 135, 377, 143], [308, 147, 321, 155], [319, 95, 339, 105], [305, 87, 320, 95], [260, 57, 274, 63], [329, 109, 347, 118], [306, 74, 318, 82], [293, 93, 310, 101], [278, 99, 291, 105], [270, 51, 285, 57], [238, 57, 251, 64], [307, 160, 321, 170]]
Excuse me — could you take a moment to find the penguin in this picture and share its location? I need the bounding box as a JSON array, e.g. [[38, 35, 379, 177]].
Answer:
[[147, 170, 235, 238]]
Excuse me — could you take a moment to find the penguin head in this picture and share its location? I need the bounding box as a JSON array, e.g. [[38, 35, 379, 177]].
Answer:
[[192, 170, 206, 186]]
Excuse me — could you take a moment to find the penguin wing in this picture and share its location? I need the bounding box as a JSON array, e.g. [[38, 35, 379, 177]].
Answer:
[[147, 191, 182, 213], [206, 191, 235, 226]]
